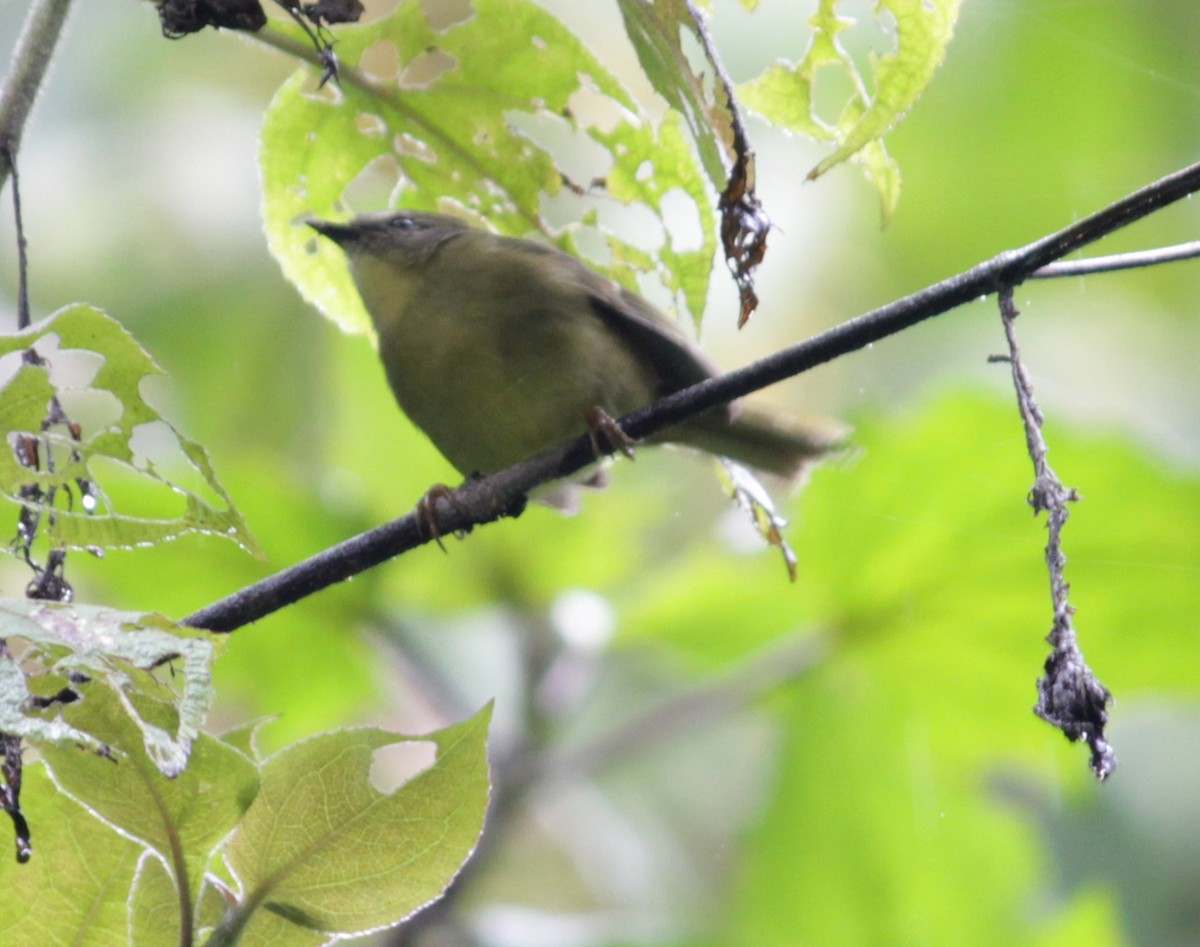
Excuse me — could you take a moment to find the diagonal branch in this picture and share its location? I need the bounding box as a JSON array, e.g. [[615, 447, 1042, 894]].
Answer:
[[183, 160, 1200, 634]]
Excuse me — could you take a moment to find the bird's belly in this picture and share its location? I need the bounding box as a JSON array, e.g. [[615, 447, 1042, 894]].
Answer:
[[379, 306, 656, 475]]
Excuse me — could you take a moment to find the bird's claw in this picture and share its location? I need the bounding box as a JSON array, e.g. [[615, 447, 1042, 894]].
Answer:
[[584, 406, 637, 460], [416, 484, 469, 551]]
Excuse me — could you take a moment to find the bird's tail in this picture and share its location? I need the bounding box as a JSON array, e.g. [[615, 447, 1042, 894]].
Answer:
[[676, 404, 848, 480]]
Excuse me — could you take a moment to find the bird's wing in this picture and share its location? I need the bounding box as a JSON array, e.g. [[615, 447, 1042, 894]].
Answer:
[[496, 235, 725, 402], [588, 282, 720, 397]]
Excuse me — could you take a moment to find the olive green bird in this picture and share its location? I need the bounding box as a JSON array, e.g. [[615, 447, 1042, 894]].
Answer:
[[308, 211, 837, 484]]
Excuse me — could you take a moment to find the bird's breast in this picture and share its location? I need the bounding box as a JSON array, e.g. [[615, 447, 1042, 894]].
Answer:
[[368, 274, 657, 475]]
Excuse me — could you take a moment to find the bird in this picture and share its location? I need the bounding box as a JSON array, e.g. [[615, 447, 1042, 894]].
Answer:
[[307, 211, 838, 492]]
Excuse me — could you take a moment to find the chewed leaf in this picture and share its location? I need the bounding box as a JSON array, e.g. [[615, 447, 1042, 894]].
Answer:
[[0, 650, 102, 754], [739, 0, 962, 222], [0, 305, 259, 555], [262, 0, 714, 333], [224, 706, 492, 938], [0, 599, 223, 778], [807, 0, 962, 180]]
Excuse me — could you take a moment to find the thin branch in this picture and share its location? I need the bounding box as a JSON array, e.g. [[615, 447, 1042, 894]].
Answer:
[[0, 0, 74, 190], [183, 160, 1200, 634], [388, 633, 824, 947], [541, 635, 825, 782], [997, 288, 1114, 780], [1033, 240, 1200, 279]]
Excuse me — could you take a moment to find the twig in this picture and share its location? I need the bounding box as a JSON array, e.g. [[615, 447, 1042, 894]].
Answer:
[[996, 287, 1115, 781], [0, 723, 31, 863], [183, 160, 1200, 635], [0, 0, 74, 190], [1033, 240, 1200, 279]]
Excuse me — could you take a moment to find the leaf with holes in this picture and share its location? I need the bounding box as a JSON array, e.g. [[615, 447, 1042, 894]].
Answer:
[[1, 600, 223, 778], [739, 0, 962, 222], [0, 304, 259, 555]]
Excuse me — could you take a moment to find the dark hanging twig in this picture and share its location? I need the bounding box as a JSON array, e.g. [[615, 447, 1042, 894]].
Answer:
[[4, 150, 89, 603], [0, 724, 31, 863], [157, 0, 267, 39], [994, 287, 1115, 780]]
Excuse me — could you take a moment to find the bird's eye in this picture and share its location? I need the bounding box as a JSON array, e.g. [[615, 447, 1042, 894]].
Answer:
[[389, 216, 417, 231]]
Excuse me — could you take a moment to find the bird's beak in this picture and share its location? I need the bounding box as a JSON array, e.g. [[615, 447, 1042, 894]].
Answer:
[[306, 217, 358, 246]]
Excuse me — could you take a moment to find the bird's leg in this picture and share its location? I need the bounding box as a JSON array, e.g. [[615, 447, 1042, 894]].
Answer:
[[584, 406, 638, 460]]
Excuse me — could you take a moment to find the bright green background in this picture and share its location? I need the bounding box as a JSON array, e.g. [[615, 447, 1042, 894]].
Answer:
[[1, 1, 1198, 945]]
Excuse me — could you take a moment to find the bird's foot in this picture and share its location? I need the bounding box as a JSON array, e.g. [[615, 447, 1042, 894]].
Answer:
[[415, 483, 470, 552], [584, 406, 638, 460]]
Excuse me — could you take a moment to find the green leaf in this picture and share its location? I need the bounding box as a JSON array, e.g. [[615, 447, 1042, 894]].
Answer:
[[812, 0, 963, 178], [130, 854, 240, 946], [1, 601, 224, 777], [222, 705, 493, 939], [0, 763, 141, 945], [261, 0, 714, 331], [0, 304, 260, 555], [217, 717, 276, 761], [39, 685, 259, 913], [738, 0, 962, 221]]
